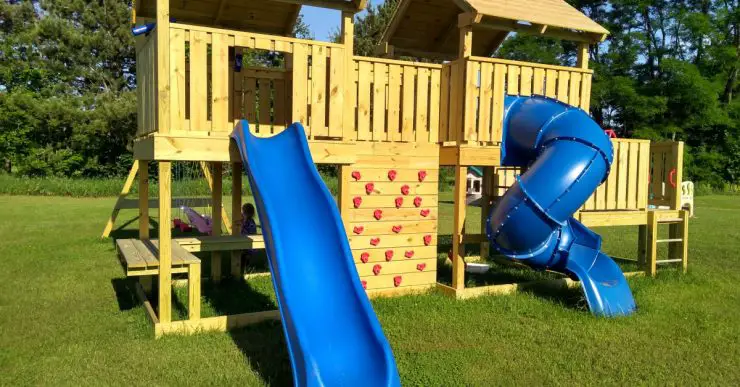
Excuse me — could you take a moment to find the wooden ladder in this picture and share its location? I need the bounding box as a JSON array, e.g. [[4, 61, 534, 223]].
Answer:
[[644, 210, 689, 276]]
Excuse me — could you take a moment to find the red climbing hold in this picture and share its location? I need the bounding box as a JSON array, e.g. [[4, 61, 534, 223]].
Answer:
[[373, 264, 382, 275], [404, 250, 414, 258], [418, 170, 427, 182], [392, 225, 402, 233], [395, 197, 403, 209], [385, 250, 394, 261], [417, 263, 427, 271], [393, 276, 402, 287], [413, 196, 422, 207], [351, 171, 362, 180], [353, 196, 362, 208], [360, 252, 370, 263], [365, 182, 375, 194], [361, 280, 367, 289], [400, 184, 410, 195], [423, 234, 432, 246], [370, 237, 380, 246], [420, 209, 430, 217], [373, 209, 383, 220], [353, 226, 364, 235], [388, 170, 397, 181]]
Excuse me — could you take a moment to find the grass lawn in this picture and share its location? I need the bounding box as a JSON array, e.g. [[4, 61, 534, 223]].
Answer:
[[1, 194, 739, 385]]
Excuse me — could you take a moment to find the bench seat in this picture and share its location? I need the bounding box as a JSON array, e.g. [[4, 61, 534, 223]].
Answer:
[[169, 235, 265, 253], [116, 239, 200, 277]]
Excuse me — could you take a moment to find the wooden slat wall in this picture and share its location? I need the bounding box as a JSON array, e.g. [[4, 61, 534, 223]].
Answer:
[[649, 141, 684, 209], [459, 57, 594, 145], [352, 57, 442, 143], [233, 68, 291, 135], [136, 30, 158, 137]]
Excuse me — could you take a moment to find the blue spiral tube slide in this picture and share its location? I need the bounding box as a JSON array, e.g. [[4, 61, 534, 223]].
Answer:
[[486, 96, 636, 317], [231, 120, 401, 386]]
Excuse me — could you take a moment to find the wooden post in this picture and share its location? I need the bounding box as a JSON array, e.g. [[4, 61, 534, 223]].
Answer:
[[577, 42, 590, 69], [480, 167, 493, 259], [200, 161, 232, 234], [452, 166, 467, 290], [646, 211, 658, 277], [138, 160, 153, 294], [338, 165, 351, 216], [158, 161, 172, 323], [341, 11, 355, 140], [156, 0, 170, 133], [679, 210, 689, 273], [637, 224, 647, 267], [101, 161, 139, 238], [458, 25, 473, 58], [231, 162, 243, 278], [211, 162, 223, 282], [671, 142, 684, 210], [188, 262, 201, 320]]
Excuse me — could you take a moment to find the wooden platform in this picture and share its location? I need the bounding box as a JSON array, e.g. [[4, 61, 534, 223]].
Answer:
[[116, 239, 200, 276], [170, 235, 265, 253]]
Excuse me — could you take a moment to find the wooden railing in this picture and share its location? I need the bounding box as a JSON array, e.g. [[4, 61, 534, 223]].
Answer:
[[351, 57, 443, 143], [649, 141, 684, 209], [135, 30, 158, 137], [166, 23, 345, 138], [440, 57, 594, 144]]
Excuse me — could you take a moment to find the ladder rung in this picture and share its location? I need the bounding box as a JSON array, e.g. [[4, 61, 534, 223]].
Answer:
[[657, 258, 683, 264], [657, 218, 683, 223], [656, 238, 683, 243]]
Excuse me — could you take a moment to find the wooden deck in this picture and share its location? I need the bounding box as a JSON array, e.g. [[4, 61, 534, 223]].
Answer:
[[116, 239, 199, 277]]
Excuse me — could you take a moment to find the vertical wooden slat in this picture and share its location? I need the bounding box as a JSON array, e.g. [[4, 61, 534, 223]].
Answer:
[[401, 66, 416, 142], [189, 31, 208, 131], [357, 61, 371, 140], [557, 70, 570, 103], [637, 142, 650, 209], [211, 33, 230, 132], [428, 68, 441, 143], [311, 45, 327, 136], [439, 65, 450, 142], [595, 180, 606, 210], [463, 61, 479, 142], [533, 68, 545, 96], [520, 67, 533, 96], [291, 44, 308, 129], [372, 62, 387, 141], [448, 61, 462, 143], [416, 67, 430, 142], [274, 79, 286, 128], [569, 72, 582, 108], [606, 140, 618, 210], [506, 65, 520, 95], [245, 78, 257, 125], [545, 69, 558, 98], [478, 62, 493, 143], [170, 29, 186, 131], [627, 142, 639, 209], [387, 65, 402, 142], [491, 64, 506, 143], [328, 47, 344, 138], [580, 73, 592, 111], [617, 141, 629, 208], [258, 78, 271, 133]]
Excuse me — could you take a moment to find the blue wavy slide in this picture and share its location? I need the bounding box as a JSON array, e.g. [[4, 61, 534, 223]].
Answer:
[[486, 96, 636, 317], [231, 120, 401, 386]]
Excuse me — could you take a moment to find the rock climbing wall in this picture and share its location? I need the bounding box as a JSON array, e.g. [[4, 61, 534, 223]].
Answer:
[[342, 143, 439, 293]]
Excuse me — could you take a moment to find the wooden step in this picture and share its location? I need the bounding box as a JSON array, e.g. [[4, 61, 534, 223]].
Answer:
[[116, 238, 199, 277]]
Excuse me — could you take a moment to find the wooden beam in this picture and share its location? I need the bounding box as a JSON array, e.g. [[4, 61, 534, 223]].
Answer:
[[577, 42, 590, 69], [210, 162, 223, 283], [353, 0, 367, 10], [477, 16, 603, 43], [452, 166, 467, 290], [138, 161, 149, 240], [390, 46, 456, 62], [230, 162, 243, 278], [378, 0, 411, 48], [214, 0, 228, 24], [459, 25, 473, 58], [158, 161, 172, 323], [458, 12, 482, 28], [284, 5, 302, 36], [341, 11, 355, 139], [101, 161, 139, 238], [483, 31, 509, 56], [268, 0, 360, 13]]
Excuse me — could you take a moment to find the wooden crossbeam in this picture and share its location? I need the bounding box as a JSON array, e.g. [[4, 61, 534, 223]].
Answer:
[[268, 0, 359, 12]]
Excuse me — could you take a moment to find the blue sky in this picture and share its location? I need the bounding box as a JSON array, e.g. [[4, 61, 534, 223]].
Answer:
[[301, 1, 386, 42]]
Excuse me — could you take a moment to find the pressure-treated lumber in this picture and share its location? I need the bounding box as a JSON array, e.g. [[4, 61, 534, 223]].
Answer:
[[451, 166, 467, 289], [138, 161, 149, 240], [157, 161, 172, 323], [231, 162, 243, 278], [210, 162, 223, 282], [102, 161, 140, 238]]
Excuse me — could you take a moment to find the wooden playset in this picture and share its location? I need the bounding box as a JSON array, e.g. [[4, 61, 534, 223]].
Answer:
[[113, 0, 689, 336]]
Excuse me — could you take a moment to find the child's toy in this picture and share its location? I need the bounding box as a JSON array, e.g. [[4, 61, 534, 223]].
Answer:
[[181, 206, 212, 234]]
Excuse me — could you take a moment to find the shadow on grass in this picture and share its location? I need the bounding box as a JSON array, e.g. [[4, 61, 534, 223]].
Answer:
[[230, 320, 293, 386], [111, 278, 141, 311]]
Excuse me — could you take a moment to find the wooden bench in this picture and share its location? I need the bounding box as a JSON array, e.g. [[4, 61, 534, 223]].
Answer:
[[170, 235, 265, 253], [116, 238, 200, 277]]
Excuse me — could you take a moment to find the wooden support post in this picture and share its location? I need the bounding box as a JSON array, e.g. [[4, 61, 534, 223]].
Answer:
[[211, 162, 223, 282], [138, 161, 149, 239], [231, 162, 243, 278], [101, 161, 140, 238], [637, 224, 647, 266], [480, 167, 493, 259], [156, 0, 170, 133], [459, 25, 473, 58], [341, 11, 355, 140], [188, 262, 201, 320], [338, 165, 351, 216], [671, 142, 684, 210], [577, 42, 590, 69], [200, 161, 232, 234], [679, 210, 689, 273], [158, 161, 172, 323], [646, 211, 658, 277], [452, 166, 467, 290]]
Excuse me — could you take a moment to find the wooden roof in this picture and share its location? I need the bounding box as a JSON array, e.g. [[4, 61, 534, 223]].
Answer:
[[135, 0, 364, 36], [379, 0, 608, 59]]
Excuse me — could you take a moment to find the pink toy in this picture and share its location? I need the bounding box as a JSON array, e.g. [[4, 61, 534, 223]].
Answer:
[[181, 206, 213, 234]]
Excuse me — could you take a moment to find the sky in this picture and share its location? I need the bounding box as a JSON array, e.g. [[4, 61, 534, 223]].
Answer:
[[301, 1, 386, 42]]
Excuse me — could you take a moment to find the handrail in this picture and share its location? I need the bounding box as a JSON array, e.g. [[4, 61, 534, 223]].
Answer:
[[353, 56, 444, 69], [170, 23, 345, 50], [469, 56, 594, 74]]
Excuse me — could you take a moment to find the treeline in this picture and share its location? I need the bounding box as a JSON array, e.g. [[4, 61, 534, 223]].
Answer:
[[1, 1, 739, 188]]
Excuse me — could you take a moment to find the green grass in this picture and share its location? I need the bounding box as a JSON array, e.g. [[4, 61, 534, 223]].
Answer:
[[1, 195, 739, 385]]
